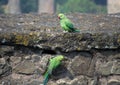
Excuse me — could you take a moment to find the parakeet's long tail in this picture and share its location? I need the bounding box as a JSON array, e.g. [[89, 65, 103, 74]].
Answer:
[[43, 72, 49, 85], [74, 29, 80, 32]]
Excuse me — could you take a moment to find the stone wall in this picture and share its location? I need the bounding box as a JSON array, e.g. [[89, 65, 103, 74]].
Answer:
[[0, 14, 120, 85]]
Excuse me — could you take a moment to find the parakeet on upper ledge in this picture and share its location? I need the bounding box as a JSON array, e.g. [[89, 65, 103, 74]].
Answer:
[[58, 13, 80, 32]]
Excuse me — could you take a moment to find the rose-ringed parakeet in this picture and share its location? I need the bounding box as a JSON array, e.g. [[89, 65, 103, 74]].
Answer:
[[58, 13, 80, 32], [43, 55, 64, 85]]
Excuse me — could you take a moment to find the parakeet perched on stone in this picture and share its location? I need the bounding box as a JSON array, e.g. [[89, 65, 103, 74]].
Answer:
[[58, 13, 80, 32], [43, 55, 64, 85]]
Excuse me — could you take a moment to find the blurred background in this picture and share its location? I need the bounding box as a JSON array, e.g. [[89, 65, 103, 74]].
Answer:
[[0, 0, 119, 14]]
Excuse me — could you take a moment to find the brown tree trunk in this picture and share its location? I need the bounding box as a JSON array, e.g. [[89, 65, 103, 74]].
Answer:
[[8, 0, 21, 14], [38, 0, 55, 14]]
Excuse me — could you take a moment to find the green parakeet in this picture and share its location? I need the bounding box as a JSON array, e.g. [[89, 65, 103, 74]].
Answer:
[[43, 55, 64, 85], [58, 13, 80, 32]]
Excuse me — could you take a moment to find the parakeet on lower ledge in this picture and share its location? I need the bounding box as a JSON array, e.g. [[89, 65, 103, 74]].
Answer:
[[43, 55, 64, 85], [58, 13, 80, 32]]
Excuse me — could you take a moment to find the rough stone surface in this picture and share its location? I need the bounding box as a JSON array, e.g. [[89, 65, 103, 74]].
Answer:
[[97, 61, 113, 75], [56, 76, 88, 85], [0, 13, 120, 85], [107, 82, 120, 85], [14, 60, 36, 75], [69, 54, 92, 76], [0, 58, 12, 77], [111, 60, 120, 74]]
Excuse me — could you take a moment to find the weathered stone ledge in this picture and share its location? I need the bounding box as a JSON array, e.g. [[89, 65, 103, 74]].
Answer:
[[0, 32, 120, 52]]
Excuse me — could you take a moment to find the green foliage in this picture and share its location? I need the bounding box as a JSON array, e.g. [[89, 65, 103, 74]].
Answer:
[[56, 0, 107, 14], [0, 0, 8, 14], [20, 0, 38, 13]]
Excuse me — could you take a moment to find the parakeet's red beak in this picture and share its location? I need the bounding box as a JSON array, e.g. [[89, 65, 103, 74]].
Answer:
[[58, 16, 60, 19]]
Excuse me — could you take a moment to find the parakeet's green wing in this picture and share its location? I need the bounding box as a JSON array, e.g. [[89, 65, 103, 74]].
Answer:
[[43, 55, 64, 85], [64, 19, 76, 32]]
